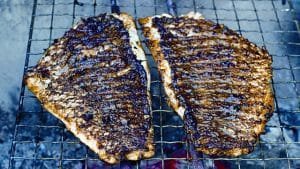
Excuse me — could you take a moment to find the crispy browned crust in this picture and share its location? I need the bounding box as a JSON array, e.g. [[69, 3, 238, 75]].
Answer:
[[139, 12, 274, 157], [139, 16, 186, 119], [25, 13, 154, 164]]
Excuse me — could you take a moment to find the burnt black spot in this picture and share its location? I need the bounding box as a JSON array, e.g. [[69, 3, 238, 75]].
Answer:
[[53, 39, 59, 43], [233, 105, 241, 111], [81, 112, 93, 121], [39, 69, 50, 78]]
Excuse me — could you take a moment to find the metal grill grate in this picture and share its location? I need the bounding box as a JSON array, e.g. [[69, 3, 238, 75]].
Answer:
[[9, 0, 300, 168]]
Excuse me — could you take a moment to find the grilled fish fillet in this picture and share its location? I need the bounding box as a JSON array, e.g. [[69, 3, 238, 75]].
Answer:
[[25, 13, 154, 164], [139, 12, 274, 156]]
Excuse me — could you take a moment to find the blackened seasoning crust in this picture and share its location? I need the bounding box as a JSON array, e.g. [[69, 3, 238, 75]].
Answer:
[[25, 13, 154, 164], [139, 12, 274, 157]]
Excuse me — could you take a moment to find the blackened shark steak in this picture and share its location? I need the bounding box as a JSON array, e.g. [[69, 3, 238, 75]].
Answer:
[[139, 12, 274, 156], [25, 13, 154, 164]]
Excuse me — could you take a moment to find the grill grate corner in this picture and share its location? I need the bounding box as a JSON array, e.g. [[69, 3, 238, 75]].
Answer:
[[9, 0, 300, 169]]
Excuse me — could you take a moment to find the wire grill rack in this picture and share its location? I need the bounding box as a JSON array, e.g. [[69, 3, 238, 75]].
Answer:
[[9, 0, 300, 168]]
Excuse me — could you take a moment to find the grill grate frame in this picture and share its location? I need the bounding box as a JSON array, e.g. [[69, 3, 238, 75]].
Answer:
[[9, 0, 300, 168]]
